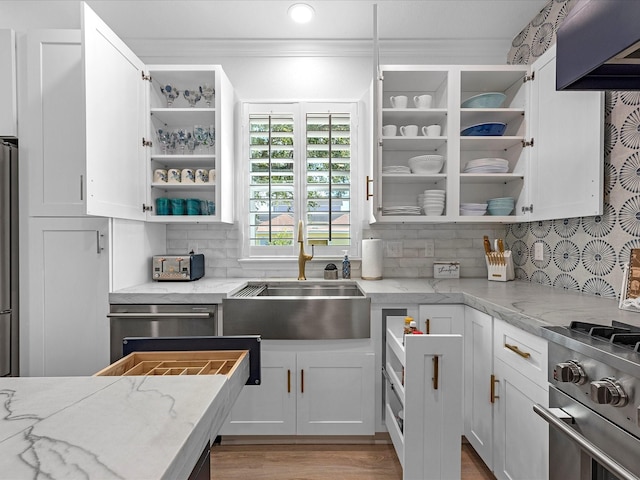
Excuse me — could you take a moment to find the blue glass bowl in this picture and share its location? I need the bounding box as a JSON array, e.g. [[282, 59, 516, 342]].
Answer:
[[461, 122, 507, 136], [461, 92, 507, 108]]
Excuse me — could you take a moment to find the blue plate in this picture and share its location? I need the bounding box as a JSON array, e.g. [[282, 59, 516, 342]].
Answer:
[[461, 92, 507, 108], [461, 122, 506, 136]]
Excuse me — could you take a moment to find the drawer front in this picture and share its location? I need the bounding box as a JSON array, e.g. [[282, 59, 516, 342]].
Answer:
[[493, 319, 548, 389]]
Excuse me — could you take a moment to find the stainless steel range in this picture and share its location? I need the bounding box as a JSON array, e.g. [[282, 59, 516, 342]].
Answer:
[[538, 321, 640, 480]]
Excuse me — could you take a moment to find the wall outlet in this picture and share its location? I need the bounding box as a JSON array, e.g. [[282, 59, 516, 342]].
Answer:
[[425, 239, 435, 257], [385, 241, 403, 258], [534, 242, 544, 261]]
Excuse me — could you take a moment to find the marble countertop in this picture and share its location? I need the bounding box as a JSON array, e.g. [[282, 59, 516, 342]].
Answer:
[[110, 277, 640, 335], [0, 375, 228, 479]]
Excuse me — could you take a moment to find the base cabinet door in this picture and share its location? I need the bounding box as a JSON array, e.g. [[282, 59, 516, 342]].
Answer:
[[221, 348, 375, 436], [463, 307, 494, 469], [23, 217, 110, 376], [493, 358, 548, 480], [297, 351, 375, 435], [221, 351, 296, 435]]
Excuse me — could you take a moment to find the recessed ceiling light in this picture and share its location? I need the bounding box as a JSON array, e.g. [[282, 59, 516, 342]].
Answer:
[[288, 3, 314, 24]]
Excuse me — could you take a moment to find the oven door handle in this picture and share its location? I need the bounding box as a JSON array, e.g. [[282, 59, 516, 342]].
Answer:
[[533, 404, 640, 480], [106, 313, 212, 319]]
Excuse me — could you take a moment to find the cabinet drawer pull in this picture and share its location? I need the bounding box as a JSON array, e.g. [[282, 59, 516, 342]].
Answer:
[[425, 318, 431, 334], [490, 374, 499, 403], [505, 343, 531, 359], [301, 369, 304, 394], [287, 369, 291, 393], [432, 356, 439, 390]]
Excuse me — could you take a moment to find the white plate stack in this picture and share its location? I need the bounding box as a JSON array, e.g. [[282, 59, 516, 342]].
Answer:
[[420, 189, 445, 216], [463, 158, 509, 173], [382, 165, 411, 175], [382, 206, 423, 215], [460, 203, 488, 216]]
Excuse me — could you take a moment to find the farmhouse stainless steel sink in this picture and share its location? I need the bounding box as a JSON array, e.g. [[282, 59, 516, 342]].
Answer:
[[222, 282, 370, 340]]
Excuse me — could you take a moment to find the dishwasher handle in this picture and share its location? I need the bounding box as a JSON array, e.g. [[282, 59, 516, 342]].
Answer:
[[533, 404, 640, 480], [107, 312, 212, 319]]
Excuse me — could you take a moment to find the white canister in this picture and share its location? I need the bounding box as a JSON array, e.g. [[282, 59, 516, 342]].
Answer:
[[208, 169, 216, 183], [361, 239, 383, 280], [153, 169, 167, 183], [195, 168, 209, 184], [181, 168, 195, 184], [167, 168, 181, 184]]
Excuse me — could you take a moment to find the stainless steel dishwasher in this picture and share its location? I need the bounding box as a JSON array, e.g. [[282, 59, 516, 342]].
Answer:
[[108, 304, 217, 362]]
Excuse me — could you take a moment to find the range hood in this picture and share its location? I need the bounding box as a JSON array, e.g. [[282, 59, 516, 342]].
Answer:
[[557, 0, 640, 90]]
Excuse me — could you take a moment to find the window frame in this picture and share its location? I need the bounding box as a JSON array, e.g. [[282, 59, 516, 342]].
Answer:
[[240, 101, 360, 261]]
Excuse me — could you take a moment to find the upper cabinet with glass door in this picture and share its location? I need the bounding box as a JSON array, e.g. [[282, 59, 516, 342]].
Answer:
[[373, 45, 603, 223], [82, 3, 234, 224]]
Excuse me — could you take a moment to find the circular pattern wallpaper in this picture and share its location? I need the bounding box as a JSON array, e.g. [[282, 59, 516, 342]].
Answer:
[[504, 0, 637, 300]]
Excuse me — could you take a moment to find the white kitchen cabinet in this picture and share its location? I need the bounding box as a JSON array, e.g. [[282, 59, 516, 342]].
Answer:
[[373, 44, 602, 223], [493, 358, 548, 480], [384, 316, 463, 479], [463, 307, 549, 480], [463, 307, 495, 469], [0, 29, 17, 138], [19, 30, 87, 217], [23, 217, 110, 376], [82, 4, 234, 223], [222, 344, 375, 436]]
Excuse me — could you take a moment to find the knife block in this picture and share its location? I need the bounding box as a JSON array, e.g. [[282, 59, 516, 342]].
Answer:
[[485, 250, 514, 282]]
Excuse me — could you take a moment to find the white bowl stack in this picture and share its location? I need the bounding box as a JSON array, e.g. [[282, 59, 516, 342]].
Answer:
[[408, 154, 444, 174], [460, 202, 488, 216], [420, 189, 446, 216]]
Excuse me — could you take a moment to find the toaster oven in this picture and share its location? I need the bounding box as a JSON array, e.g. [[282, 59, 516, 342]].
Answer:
[[152, 254, 205, 281]]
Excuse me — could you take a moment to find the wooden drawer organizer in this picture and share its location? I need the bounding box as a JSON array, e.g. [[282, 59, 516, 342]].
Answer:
[[94, 350, 249, 377]]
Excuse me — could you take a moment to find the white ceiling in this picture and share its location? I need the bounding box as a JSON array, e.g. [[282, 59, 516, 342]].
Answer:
[[2, 1, 549, 44]]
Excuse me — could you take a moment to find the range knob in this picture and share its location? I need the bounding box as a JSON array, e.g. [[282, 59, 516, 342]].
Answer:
[[590, 377, 628, 407], [553, 361, 588, 385]]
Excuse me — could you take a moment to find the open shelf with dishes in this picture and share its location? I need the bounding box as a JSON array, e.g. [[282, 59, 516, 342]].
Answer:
[[144, 65, 234, 223], [373, 49, 603, 223]]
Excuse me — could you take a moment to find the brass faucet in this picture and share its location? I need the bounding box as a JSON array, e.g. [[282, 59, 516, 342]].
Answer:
[[297, 220, 314, 280]]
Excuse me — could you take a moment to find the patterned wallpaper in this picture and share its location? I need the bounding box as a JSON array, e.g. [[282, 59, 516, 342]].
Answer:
[[505, 0, 640, 300]]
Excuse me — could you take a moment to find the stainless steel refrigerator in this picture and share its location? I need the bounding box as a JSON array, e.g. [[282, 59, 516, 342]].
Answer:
[[0, 140, 18, 376]]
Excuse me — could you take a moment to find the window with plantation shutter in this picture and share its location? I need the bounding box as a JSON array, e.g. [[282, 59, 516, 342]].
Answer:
[[306, 113, 351, 246], [244, 103, 358, 259]]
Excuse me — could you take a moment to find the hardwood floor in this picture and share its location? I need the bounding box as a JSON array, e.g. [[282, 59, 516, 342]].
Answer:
[[210, 441, 495, 480]]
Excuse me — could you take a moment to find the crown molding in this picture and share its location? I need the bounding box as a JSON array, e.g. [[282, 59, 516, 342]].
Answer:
[[126, 37, 510, 63]]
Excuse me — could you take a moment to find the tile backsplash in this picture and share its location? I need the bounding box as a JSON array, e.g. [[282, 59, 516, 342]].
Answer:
[[503, 0, 640, 300], [167, 222, 506, 279]]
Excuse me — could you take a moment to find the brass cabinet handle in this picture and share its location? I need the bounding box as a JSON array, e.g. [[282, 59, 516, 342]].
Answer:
[[425, 318, 431, 334], [432, 356, 439, 390], [366, 175, 373, 200], [287, 369, 291, 393], [490, 374, 499, 403], [505, 343, 531, 359], [301, 369, 304, 393]]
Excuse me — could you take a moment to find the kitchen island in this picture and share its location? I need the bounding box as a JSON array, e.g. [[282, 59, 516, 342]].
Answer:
[[0, 374, 231, 479]]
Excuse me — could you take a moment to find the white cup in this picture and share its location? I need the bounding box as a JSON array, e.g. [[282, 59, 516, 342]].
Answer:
[[167, 168, 181, 184], [413, 94, 433, 109], [400, 124, 419, 137], [208, 169, 216, 183], [382, 125, 397, 136], [181, 168, 195, 184], [195, 168, 209, 184], [423, 124, 442, 137], [153, 169, 167, 183], [390, 95, 408, 109]]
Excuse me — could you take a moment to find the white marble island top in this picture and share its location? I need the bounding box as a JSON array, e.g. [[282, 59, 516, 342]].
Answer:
[[0, 375, 229, 479]]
